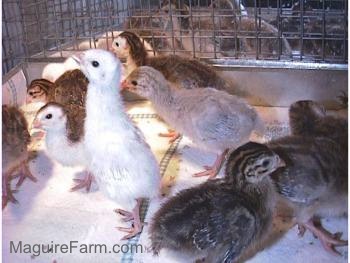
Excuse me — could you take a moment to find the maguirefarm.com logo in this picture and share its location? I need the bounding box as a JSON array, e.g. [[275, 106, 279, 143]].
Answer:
[[10, 241, 148, 257]]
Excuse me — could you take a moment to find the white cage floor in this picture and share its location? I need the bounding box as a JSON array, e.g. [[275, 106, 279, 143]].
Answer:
[[2, 101, 348, 263]]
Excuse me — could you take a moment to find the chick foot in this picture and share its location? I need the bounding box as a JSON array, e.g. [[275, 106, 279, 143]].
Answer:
[[115, 208, 134, 222], [158, 130, 180, 144], [117, 223, 145, 240], [2, 174, 18, 209], [193, 149, 229, 179], [116, 199, 145, 240], [298, 218, 348, 255], [70, 172, 94, 192], [15, 162, 37, 188]]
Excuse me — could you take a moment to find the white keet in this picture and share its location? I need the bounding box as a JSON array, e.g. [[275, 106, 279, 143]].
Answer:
[[74, 49, 160, 240], [33, 103, 94, 192]]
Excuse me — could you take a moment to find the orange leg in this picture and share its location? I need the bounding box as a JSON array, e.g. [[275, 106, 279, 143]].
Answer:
[[158, 129, 181, 144], [298, 218, 347, 255], [116, 199, 145, 240], [193, 149, 229, 179]]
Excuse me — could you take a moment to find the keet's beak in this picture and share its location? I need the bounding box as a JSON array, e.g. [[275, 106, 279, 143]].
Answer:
[[71, 53, 83, 65], [277, 157, 286, 168], [32, 119, 42, 129], [26, 96, 33, 104], [121, 80, 128, 90], [121, 79, 133, 91]]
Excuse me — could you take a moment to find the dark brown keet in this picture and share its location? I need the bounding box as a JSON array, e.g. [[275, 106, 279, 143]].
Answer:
[[268, 100, 348, 255], [150, 142, 283, 262]]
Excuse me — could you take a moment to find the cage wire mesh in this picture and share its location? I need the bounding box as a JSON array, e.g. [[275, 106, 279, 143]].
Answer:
[[2, 0, 348, 75]]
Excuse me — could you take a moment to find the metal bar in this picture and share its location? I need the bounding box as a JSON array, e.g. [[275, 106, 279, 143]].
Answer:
[[107, 0, 114, 50], [344, 0, 348, 62], [300, 0, 304, 60], [34, 0, 45, 57], [86, 0, 94, 49], [2, 3, 11, 74], [49, 1, 61, 56], [277, 0, 281, 59], [147, 0, 156, 56], [254, 0, 258, 59], [2, 0, 348, 75], [258, 0, 262, 57], [17, 1, 30, 64], [322, 0, 326, 61], [188, 0, 196, 58], [206, 58, 348, 71], [210, 0, 217, 58], [168, 1, 176, 54]]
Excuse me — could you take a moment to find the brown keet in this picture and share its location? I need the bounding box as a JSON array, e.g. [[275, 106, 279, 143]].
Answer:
[[2, 105, 37, 209], [113, 31, 231, 91], [26, 78, 54, 104]]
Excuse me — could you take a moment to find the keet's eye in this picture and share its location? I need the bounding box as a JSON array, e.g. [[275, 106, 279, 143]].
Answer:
[[262, 160, 270, 167], [92, 61, 99, 67], [131, 80, 138, 86], [46, 114, 52, 119], [115, 42, 119, 47], [247, 172, 254, 177]]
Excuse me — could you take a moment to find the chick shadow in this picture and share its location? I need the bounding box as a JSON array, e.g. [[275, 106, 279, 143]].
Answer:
[[2, 150, 54, 222]]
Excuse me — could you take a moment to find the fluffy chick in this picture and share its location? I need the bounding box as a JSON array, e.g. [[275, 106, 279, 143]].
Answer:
[[50, 69, 89, 110], [112, 31, 230, 91], [32, 69, 91, 191], [267, 101, 348, 254], [33, 103, 93, 192], [82, 30, 156, 56], [124, 66, 264, 178], [150, 142, 283, 262], [2, 105, 36, 209], [74, 49, 160, 239], [27, 69, 88, 108], [52, 69, 90, 189], [26, 79, 54, 104], [268, 137, 348, 254], [77, 31, 123, 51], [289, 100, 348, 149]]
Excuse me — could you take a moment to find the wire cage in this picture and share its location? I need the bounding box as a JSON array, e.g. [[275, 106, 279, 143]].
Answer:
[[2, 0, 348, 76]]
